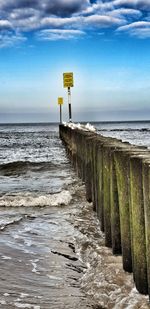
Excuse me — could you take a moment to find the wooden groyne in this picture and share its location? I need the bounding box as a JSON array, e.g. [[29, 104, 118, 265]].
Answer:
[[59, 124, 150, 298]]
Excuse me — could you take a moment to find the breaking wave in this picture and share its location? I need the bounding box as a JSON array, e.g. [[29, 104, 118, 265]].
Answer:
[[0, 190, 72, 207], [0, 161, 60, 176]]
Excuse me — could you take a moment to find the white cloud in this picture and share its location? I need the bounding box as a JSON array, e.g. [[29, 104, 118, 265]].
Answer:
[[117, 20, 150, 37], [113, 0, 150, 10], [41, 14, 124, 30], [41, 16, 81, 28], [10, 8, 39, 20], [0, 20, 12, 29], [131, 27, 150, 38], [37, 29, 85, 41], [0, 31, 26, 47], [117, 20, 150, 30], [84, 14, 124, 27], [109, 8, 142, 19]]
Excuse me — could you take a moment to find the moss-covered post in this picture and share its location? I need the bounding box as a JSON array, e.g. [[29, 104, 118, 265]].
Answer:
[[95, 140, 104, 231], [81, 132, 88, 182], [114, 150, 133, 272], [85, 136, 93, 202], [91, 137, 101, 212], [76, 131, 81, 178], [130, 155, 148, 294], [110, 149, 121, 254], [143, 159, 150, 299], [71, 129, 77, 170], [103, 144, 112, 247]]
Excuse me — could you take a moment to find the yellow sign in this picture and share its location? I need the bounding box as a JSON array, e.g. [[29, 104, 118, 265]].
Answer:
[[63, 72, 74, 88], [58, 97, 63, 105]]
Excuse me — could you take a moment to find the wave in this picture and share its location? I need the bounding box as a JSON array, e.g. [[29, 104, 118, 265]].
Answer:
[[0, 161, 60, 176], [0, 190, 72, 207], [98, 128, 150, 132], [0, 216, 23, 231]]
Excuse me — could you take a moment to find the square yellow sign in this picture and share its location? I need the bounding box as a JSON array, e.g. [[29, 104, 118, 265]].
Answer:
[[58, 97, 63, 105], [63, 72, 74, 88]]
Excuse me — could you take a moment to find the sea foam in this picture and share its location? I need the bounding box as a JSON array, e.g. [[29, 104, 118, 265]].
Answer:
[[0, 190, 72, 207]]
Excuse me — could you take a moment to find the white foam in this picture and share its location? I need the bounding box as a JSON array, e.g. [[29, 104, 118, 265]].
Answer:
[[31, 262, 39, 274], [47, 274, 63, 281], [0, 300, 7, 305], [31, 259, 40, 274], [0, 190, 72, 207], [85, 123, 96, 132], [3, 293, 10, 297], [14, 303, 40, 309], [20, 293, 29, 299], [62, 122, 96, 132], [1, 255, 12, 260]]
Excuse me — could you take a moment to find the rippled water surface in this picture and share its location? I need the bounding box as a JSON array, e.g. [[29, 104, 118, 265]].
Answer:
[[95, 120, 150, 148], [0, 122, 150, 309]]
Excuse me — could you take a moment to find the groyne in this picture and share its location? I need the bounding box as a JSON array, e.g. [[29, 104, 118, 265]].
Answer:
[[59, 124, 150, 298]]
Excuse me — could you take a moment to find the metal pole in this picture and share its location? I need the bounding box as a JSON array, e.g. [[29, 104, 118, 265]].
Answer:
[[60, 104, 62, 123], [68, 87, 72, 122]]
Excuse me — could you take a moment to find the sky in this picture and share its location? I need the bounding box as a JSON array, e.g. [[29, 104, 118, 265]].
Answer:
[[0, 0, 150, 123]]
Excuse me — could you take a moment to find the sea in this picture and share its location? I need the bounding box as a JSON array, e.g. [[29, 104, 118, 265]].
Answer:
[[0, 121, 150, 309]]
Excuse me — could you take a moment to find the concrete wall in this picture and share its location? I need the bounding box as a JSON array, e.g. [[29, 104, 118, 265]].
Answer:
[[59, 124, 150, 297]]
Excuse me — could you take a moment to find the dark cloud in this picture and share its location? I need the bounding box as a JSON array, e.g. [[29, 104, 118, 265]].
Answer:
[[136, 0, 150, 11], [0, 0, 89, 16], [43, 0, 89, 17], [0, 0, 39, 10]]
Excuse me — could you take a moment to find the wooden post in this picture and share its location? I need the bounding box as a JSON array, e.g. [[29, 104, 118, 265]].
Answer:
[[143, 159, 150, 299], [130, 155, 148, 294]]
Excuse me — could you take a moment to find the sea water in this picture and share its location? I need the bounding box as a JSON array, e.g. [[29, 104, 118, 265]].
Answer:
[[0, 122, 149, 309]]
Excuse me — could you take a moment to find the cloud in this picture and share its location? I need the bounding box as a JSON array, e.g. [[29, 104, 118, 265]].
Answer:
[[0, 0, 150, 46], [41, 16, 81, 29], [41, 14, 124, 30], [84, 14, 124, 27], [37, 29, 85, 40], [10, 8, 39, 20], [42, 0, 89, 17], [109, 8, 142, 19], [117, 20, 150, 37], [113, 0, 150, 11], [0, 0, 39, 10], [0, 30, 26, 47], [0, 20, 12, 30]]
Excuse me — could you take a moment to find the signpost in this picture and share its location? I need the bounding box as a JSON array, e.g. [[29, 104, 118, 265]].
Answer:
[[63, 72, 74, 122], [58, 97, 63, 123]]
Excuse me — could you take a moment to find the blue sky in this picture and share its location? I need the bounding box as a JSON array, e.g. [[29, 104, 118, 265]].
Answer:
[[0, 0, 150, 123]]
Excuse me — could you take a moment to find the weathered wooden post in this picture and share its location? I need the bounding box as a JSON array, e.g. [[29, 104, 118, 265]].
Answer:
[[110, 149, 121, 254], [143, 159, 150, 299], [103, 144, 112, 247], [96, 140, 105, 231], [85, 136, 95, 203], [130, 155, 148, 294], [114, 149, 133, 272]]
